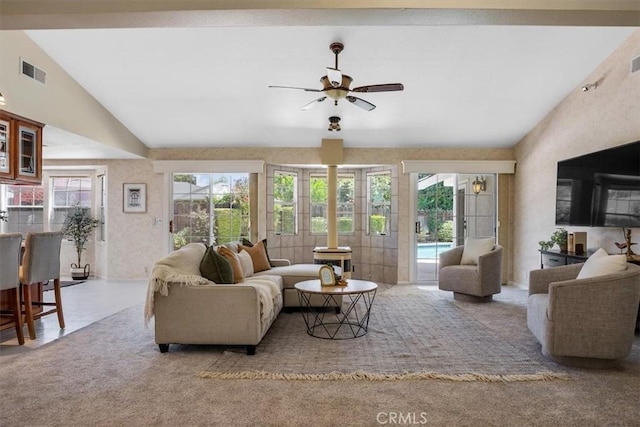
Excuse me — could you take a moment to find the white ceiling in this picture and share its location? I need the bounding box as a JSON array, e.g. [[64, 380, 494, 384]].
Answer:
[[24, 23, 637, 158]]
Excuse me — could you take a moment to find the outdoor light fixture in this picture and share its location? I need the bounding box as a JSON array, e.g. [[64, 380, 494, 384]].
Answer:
[[581, 83, 597, 92], [328, 116, 341, 132], [472, 176, 486, 195], [0, 92, 5, 106]]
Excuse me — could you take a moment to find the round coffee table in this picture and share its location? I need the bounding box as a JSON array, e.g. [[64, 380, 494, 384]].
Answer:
[[294, 279, 378, 339]]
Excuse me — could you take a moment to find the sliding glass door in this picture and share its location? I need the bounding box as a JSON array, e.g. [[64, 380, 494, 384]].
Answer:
[[171, 173, 250, 250], [414, 173, 496, 282]]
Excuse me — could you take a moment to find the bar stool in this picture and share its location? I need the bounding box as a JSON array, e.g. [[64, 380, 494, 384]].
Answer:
[[0, 233, 25, 345], [20, 231, 65, 340]]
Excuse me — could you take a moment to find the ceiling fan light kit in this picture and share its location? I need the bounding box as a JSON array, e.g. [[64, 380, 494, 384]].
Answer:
[[328, 116, 341, 132], [269, 42, 404, 111]]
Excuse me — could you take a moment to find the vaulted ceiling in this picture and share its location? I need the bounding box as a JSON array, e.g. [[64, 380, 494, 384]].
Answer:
[[1, 1, 638, 159]]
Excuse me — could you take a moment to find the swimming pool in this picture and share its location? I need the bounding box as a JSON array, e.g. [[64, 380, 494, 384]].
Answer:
[[417, 242, 453, 259]]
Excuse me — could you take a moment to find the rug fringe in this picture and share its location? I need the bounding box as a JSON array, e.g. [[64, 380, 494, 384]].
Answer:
[[196, 370, 570, 382]]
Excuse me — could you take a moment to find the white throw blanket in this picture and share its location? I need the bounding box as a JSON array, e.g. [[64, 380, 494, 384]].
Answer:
[[143, 243, 280, 328]]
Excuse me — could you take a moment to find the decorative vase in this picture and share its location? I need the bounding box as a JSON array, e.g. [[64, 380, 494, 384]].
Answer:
[[71, 263, 90, 280], [559, 244, 568, 253]]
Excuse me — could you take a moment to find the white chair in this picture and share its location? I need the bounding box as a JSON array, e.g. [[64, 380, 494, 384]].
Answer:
[[0, 233, 25, 345], [20, 231, 65, 339]]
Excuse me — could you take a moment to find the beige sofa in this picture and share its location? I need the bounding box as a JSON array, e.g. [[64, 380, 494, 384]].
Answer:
[[144, 243, 337, 355]]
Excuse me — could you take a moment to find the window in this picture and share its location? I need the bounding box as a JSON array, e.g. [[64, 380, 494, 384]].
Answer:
[[172, 173, 250, 249], [98, 174, 106, 241], [273, 171, 297, 235], [51, 177, 93, 232], [367, 172, 391, 235], [1, 173, 99, 238], [310, 173, 355, 234], [5, 184, 44, 234]]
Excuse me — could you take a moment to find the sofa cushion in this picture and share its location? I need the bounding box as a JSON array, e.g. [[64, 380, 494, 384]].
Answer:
[[218, 246, 244, 283], [461, 238, 495, 265], [242, 238, 275, 267], [254, 263, 341, 288], [576, 248, 627, 279], [199, 245, 234, 284], [237, 249, 254, 278], [240, 240, 271, 273]]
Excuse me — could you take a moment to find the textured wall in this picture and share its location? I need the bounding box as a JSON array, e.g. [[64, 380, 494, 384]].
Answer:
[[48, 146, 512, 281], [512, 29, 640, 286]]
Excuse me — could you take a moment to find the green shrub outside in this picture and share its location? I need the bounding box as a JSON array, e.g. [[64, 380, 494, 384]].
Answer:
[[214, 208, 246, 244], [338, 218, 353, 233], [369, 215, 386, 234], [437, 220, 454, 242], [274, 205, 295, 234], [311, 217, 326, 234]]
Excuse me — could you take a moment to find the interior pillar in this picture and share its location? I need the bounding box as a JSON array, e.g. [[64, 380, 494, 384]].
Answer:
[[327, 165, 337, 249]]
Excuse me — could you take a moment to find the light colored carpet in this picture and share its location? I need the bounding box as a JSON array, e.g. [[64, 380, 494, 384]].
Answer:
[[196, 287, 566, 380], [0, 285, 638, 427]]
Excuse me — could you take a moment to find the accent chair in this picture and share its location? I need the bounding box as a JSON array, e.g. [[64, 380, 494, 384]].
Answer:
[[438, 240, 503, 302], [527, 261, 640, 368]]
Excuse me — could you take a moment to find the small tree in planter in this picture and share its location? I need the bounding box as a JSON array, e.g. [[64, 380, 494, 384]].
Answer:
[[62, 205, 101, 279]]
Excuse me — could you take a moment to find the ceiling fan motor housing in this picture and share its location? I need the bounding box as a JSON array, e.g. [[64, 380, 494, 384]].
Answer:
[[320, 75, 353, 100]]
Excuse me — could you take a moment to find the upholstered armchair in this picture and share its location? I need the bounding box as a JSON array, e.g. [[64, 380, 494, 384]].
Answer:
[[438, 241, 503, 302], [527, 260, 640, 368]]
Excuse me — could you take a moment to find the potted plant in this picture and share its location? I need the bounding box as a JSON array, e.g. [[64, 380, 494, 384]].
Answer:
[[62, 205, 101, 280], [550, 228, 568, 252]]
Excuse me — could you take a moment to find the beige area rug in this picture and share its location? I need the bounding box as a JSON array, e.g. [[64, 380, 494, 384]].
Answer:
[[194, 286, 569, 382]]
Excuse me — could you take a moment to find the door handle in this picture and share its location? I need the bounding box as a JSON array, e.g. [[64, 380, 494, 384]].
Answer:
[[415, 222, 421, 234], [169, 220, 173, 233]]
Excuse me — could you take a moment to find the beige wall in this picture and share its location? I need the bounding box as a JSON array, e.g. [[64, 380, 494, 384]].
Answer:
[[47, 146, 513, 281], [40, 25, 640, 285], [0, 32, 147, 158], [512, 29, 640, 286]]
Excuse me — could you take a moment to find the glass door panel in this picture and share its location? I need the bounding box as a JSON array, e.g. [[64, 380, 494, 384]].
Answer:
[[416, 173, 455, 282], [415, 173, 496, 282]]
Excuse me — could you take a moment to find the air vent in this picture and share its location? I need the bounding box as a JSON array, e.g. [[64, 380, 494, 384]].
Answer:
[[20, 59, 46, 84], [632, 55, 640, 74]]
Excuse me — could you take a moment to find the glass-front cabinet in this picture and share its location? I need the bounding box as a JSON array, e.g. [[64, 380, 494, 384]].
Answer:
[[0, 118, 11, 179], [0, 110, 43, 185]]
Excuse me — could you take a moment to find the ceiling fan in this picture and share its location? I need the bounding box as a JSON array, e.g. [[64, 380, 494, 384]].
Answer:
[[268, 42, 404, 112]]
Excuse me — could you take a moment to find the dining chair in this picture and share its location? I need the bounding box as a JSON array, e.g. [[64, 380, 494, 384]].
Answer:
[[0, 233, 25, 345], [20, 231, 65, 340]]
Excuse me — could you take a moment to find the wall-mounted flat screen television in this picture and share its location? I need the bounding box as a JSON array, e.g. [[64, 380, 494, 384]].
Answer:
[[556, 141, 640, 227]]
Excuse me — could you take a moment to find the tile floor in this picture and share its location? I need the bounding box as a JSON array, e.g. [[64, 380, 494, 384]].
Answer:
[[0, 278, 148, 356]]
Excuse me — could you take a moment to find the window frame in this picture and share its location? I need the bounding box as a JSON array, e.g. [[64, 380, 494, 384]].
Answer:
[[366, 171, 391, 235], [309, 172, 356, 235], [273, 170, 298, 235]]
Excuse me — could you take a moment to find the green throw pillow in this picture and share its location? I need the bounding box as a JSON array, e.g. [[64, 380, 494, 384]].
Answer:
[[242, 238, 275, 267], [200, 245, 234, 284]]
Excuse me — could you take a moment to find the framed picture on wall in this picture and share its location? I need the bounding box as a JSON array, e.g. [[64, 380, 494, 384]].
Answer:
[[123, 183, 146, 213]]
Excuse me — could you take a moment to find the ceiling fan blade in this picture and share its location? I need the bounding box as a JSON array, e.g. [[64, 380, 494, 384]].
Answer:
[[351, 83, 404, 93], [301, 96, 327, 110], [268, 85, 322, 92], [346, 96, 376, 111], [326, 67, 343, 87]]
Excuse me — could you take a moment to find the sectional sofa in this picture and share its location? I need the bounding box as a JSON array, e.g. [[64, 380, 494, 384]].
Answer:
[[144, 242, 339, 354]]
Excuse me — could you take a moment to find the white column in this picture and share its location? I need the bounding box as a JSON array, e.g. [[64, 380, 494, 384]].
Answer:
[[327, 165, 337, 249]]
